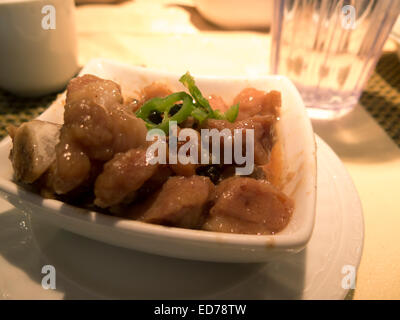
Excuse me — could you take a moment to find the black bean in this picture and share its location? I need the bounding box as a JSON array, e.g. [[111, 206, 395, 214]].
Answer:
[[148, 110, 162, 124], [169, 103, 182, 116], [196, 165, 221, 184]]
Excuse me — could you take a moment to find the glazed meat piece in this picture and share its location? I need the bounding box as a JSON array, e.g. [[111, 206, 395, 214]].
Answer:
[[204, 115, 276, 165], [140, 82, 173, 102], [137, 176, 215, 229], [94, 147, 166, 208], [53, 75, 148, 194], [204, 177, 293, 234], [127, 82, 173, 112], [66, 74, 123, 107], [258, 142, 284, 188], [52, 139, 92, 194], [62, 99, 114, 161], [8, 120, 61, 184], [109, 105, 148, 155], [233, 88, 281, 121], [207, 94, 228, 112], [64, 74, 148, 158], [134, 165, 173, 199], [169, 161, 198, 177], [168, 128, 201, 177]]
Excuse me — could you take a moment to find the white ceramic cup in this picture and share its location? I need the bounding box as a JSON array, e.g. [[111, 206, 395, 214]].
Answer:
[[0, 0, 78, 97]]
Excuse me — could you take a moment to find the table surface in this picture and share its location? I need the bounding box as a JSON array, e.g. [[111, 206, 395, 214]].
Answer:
[[2, 0, 400, 300]]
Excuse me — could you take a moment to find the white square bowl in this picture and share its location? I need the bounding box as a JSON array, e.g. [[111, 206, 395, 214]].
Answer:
[[0, 59, 316, 263]]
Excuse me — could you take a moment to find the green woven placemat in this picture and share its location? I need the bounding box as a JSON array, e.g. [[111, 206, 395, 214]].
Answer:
[[0, 89, 60, 137], [360, 53, 400, 146], [1, 55, 400, 147]]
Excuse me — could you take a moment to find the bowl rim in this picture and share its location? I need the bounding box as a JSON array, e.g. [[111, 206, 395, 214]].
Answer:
[[0, 58, 317, 250]]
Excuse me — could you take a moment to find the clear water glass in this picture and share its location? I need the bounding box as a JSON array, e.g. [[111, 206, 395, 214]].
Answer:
[[271, 0, 400, 119]]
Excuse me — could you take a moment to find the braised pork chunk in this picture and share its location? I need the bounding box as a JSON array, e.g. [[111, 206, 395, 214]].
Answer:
[[94, 147, 167, 208], [53, 75, 147, 194], [139, 176, 215, 229], [204, 115, 275, 165], [204, 177, 293, 234]]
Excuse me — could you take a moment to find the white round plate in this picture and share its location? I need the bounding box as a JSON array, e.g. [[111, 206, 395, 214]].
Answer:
[[0, 136, 363, 300]]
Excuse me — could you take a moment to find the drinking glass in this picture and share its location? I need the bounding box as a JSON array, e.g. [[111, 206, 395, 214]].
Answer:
[[270, 0, 400, 118]]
